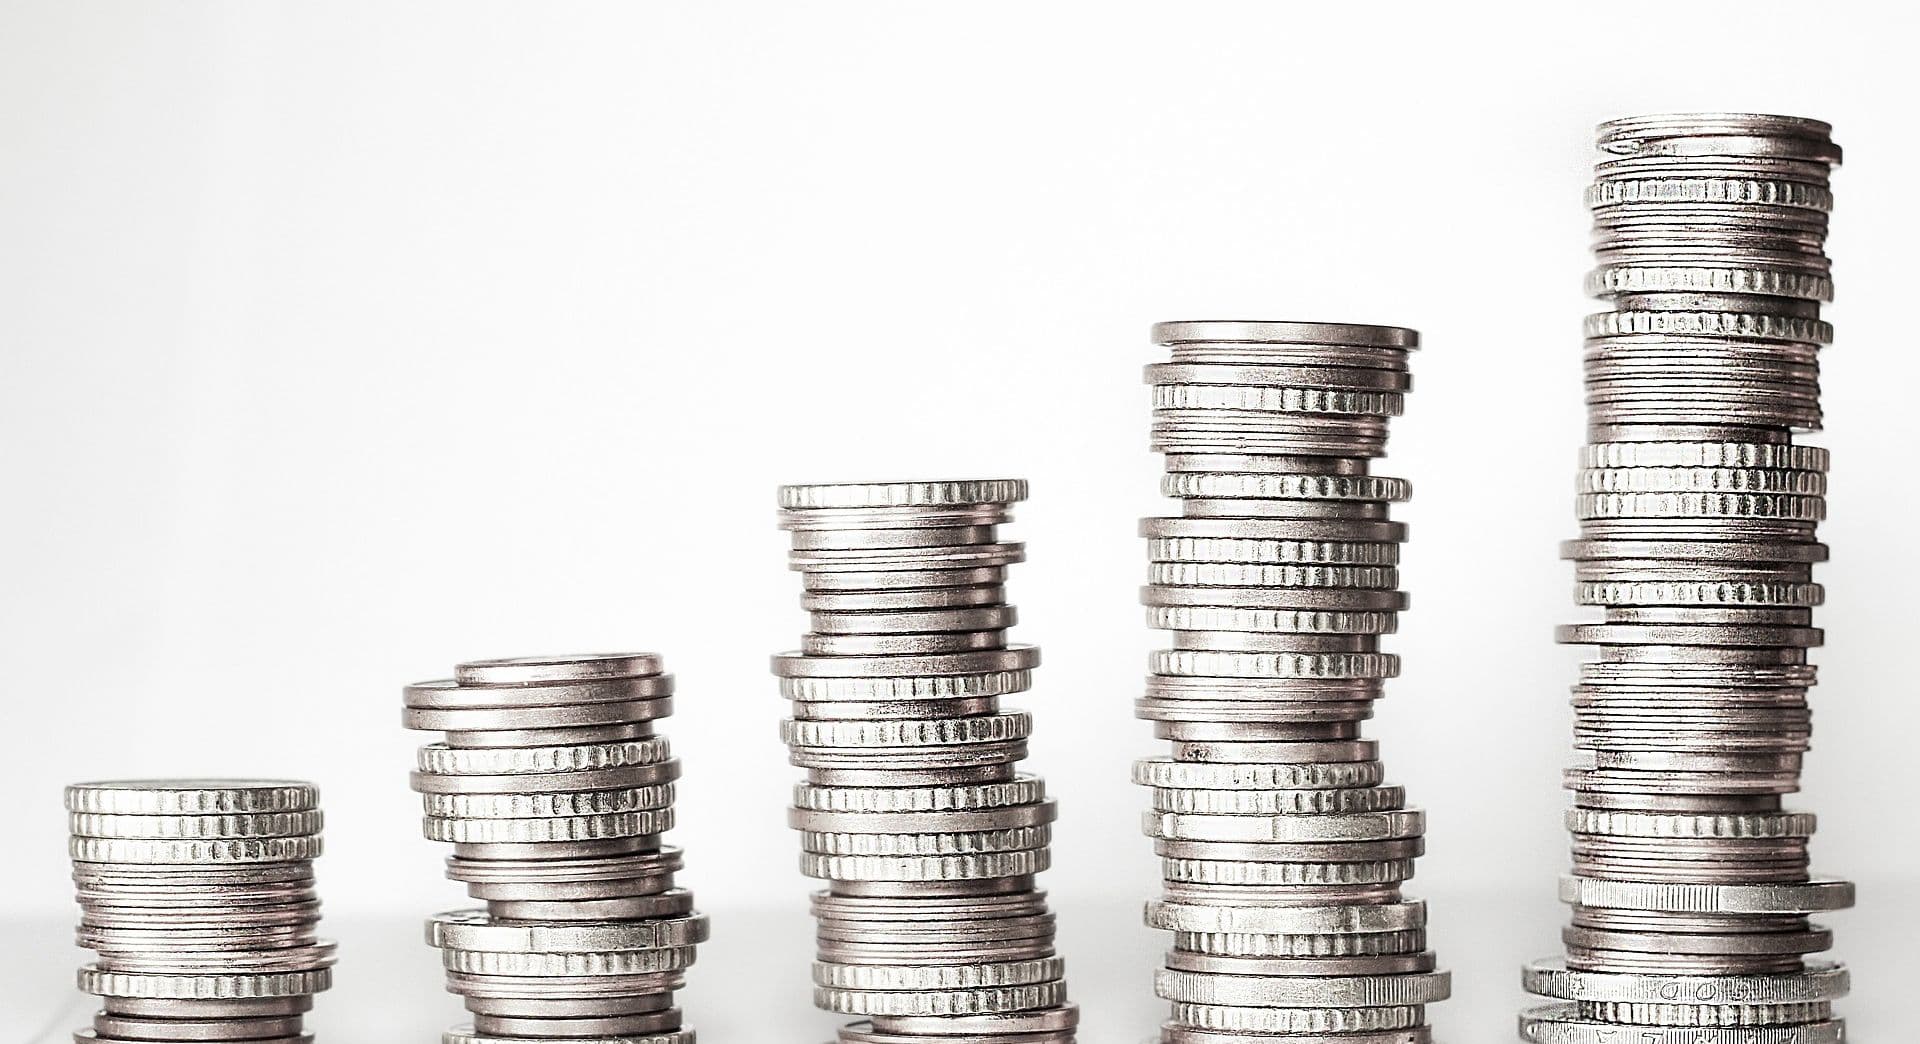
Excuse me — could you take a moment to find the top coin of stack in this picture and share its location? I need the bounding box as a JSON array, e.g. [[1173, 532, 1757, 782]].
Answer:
[[773, 479, 1077, 1044], [1521, 114, 1854, 1044], [403, 653, 706, 1044], [1136, 321, 1450, 1044], [66, 779, 333, 1044]]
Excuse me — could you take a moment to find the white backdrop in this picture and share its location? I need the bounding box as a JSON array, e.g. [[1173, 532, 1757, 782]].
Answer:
[[2, 2, 1914, 1040]]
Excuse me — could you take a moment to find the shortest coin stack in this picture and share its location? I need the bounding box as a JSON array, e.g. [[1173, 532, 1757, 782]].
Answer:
[[67, 779, 334, 1044], [404, 653, 707, 1044]]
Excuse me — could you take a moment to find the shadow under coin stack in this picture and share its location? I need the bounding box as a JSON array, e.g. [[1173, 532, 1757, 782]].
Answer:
[[66, 779, 333, 1044], [773, 479, 1078, 1044], [1134, 321, 1451, 1044], [402, 653, 706, 1044], [1519, 114, 1854, 1044]]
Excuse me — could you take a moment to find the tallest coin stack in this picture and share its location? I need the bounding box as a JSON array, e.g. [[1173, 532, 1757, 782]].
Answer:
[[1520, 115, 1855, 1044], [1135, 321, 1450, 1044]]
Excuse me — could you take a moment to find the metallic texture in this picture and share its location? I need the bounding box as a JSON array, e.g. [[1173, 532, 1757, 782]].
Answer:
[[1519, 113, 1854, 1043], [774, 480, 1078, 1043], [64, 779, 333, 1042], [403, 653, 706, 1043], [1136, 321, 1451, 1042]]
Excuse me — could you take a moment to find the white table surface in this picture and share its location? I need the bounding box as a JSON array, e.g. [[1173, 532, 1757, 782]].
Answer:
[[4, 885, 1909, 1042]]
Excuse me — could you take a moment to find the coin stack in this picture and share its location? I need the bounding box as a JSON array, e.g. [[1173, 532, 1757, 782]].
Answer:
[[402, 653, 706, 1044], [66, 779, 333, 1043], [772, 479, 1078, 1044], [1519, 114, 1855, 1044], [1133, 321, 1451, 1043]]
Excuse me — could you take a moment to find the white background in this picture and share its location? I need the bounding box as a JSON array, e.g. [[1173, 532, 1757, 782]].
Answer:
[[2, 2, 1914, 1040]]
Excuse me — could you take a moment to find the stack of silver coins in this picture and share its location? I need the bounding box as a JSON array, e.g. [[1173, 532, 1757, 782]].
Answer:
[[66, 779, 333, 1044], [1134, 321, 1451, 1043], [1520, 114, 1854, 1044], [773, 479, 1077, 1044], [403, 653, 706, 1044]]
